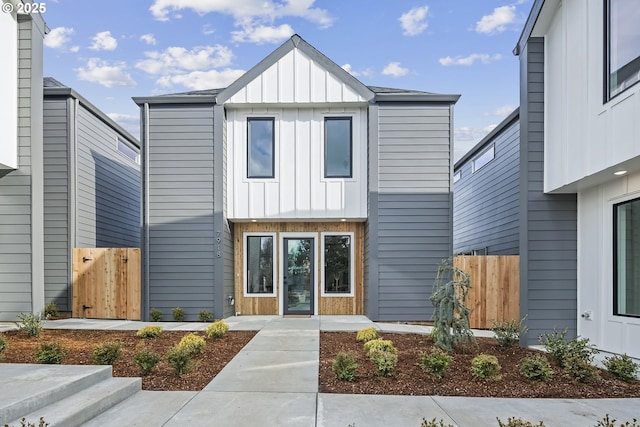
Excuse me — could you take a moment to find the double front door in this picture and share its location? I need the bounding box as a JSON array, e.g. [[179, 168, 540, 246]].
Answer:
[[283, 237, 314, 315]]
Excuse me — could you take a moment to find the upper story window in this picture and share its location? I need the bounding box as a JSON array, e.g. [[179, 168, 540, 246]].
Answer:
[[247, 117, 274, 178], [325, 117, 352, 178], [606, 0, 640, 100], [472, 144, 494, 173], [117, 138, 140, 164]]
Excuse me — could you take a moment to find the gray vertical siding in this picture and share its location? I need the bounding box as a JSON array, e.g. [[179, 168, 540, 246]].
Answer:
[[453, 115, 520, 255], [370, 104, 453, 321], [42, 98, 70, 310], [519, 38, 578, 344], [75, 104, 140, 248], [145, 104, 215, 320]]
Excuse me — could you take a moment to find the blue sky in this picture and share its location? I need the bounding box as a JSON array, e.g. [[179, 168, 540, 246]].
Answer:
[[42, 0, 532, 161]]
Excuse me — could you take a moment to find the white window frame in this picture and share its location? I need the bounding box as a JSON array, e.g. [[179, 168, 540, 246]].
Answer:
[[243, 232, 277, 297], [453, 170, 461, 183], [116, 137, 140, 164], [321, 231, 355, 297], [472, 144, 495, 173]]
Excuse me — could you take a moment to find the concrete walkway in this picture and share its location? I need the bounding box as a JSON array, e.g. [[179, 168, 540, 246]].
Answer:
[[2, 316, 639, 426]]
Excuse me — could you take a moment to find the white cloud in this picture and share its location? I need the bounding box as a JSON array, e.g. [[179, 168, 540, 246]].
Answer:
[[156, 69, 246, 90], [476, 5, 516, 34], [399, 5, 429, 36], [454, 124, 498, 161], [90, 31, 118, 51], [342, 64, 373, 78], [136, 45, 234, 75], [70, 46, 80, 53], [149, 0, 333, 27], [485, 105, 517, 117], [107, 113, 138, 122], [382, 62, 409, 77], [140, 34, 157, 45], [231, 23, 294, 44], [76, 58, 136, 88], [44, 27, 74, 49], [439, 53, 502, 66], [202, 24, 215, 35]]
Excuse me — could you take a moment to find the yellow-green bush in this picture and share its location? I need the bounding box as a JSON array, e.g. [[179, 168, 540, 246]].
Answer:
[[136, 325, 163, 338], [355, 327, 379, 342], [178, 333, 206, 356], [471, 354, 501, 380], [363, 339, 396, 356], [205, 320, 229, 339]]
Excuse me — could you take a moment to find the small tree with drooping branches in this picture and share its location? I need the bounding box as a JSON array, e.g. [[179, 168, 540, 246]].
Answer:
[[429, 258, 475, 352]]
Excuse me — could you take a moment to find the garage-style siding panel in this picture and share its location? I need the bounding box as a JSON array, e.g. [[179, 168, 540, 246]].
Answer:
[[145, 104, 215, 319], [373, 103, 453, 320], [454, 117, 520, 255], [43, 98, 70, 310]]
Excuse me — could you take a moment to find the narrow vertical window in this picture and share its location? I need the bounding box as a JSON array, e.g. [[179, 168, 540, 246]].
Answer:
[[247, 118, 274, 178], [614, 198, 640, 317], [323, 234, 353, 295], [606, 0, 640, 100], [246, 235, 274, 295], [325, 117, 352, 178]]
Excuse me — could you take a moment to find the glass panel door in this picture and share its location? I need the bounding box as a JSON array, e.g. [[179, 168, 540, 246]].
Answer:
[[283, 238, 314, 315]]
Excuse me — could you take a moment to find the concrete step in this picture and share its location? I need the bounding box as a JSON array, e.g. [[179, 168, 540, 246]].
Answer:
[[0, 364, 113, 425], [6, 377, 141, 427]]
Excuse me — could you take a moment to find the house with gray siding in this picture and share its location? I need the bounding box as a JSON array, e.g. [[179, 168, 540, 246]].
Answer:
[[0, 6, 47, 321], [453, 108, 520, 256], [42, 77, 141, 313], [134, 35, 459, 321], [455, 0, 640, 360]]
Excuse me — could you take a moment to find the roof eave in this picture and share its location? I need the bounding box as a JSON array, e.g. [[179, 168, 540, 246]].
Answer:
[[374, 93, 461, 104], [132, 95, 218, 105], [514, 0, 545, 56]]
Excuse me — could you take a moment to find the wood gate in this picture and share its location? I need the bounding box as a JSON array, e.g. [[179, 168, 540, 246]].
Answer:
[[453, 255, 520, 329], [72, 248, 141, 320]]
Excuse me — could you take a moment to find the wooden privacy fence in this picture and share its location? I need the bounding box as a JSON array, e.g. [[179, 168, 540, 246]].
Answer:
[[453, 255, 520, 329], [72, 248, 141, 320]]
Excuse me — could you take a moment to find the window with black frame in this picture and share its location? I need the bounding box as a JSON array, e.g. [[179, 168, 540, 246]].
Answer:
[[247, 118, 274, 178], [606, 0, 640, 100], [324, 235, 351, 294], [324, 117, 352, 178], [614, 198, 640, 317], [246, 235, 274, 294]]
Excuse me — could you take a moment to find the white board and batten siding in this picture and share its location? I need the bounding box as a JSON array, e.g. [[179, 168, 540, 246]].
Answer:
[[225, 47, 369, 221]]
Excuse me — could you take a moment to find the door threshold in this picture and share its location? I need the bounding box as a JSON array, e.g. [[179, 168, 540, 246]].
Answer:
[[283, 314, 311, 318]]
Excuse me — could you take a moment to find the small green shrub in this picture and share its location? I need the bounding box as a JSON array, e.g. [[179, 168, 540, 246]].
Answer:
[[497, 417, 546, 427], [149, 308, 163, 322], [564, 354, 599, 383], [603, 354, 639, 383], [369, 348, 398, 377], [363, 339, 396, 356], [331, 351, 358, 381], [420, 418, 454, 427], [418, 349, 453, 379], [135, 346, 161, 376], [595, 414, 640, 427], [491, 316, 528, 347], [166, 345, 194, 376], [178, 333, 206, 356], [205, 320, 229, 339], [172, 307, 185, 322], [198, 310, 213, 322], [471, 354, 501, 380], [539, 328, 597, 367], [518, 354, 553, 381], [16, 312, 44, 337], [355, 327, 379, 342], [0, 334, 8, 361], [44, 302, 59, 319], [35, 341, 65, 364], [137, 325, 163, 338], [91, 341, 122, 365], [5, 417, 50, 427]]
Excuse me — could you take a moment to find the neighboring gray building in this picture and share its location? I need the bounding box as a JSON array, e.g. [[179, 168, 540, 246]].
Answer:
[[42, 78, 141, 312], [0, 7, 48, 321], [454, 108, 520, 256], [134, 35, 459, 321]]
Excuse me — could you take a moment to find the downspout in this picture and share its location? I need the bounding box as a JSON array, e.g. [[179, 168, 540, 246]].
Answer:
[[67, 97, 78, 312], [143, 103, 150, 320]]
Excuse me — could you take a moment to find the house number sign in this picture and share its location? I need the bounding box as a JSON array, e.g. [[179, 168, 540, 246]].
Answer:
[[216, 231, 221, 258]]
